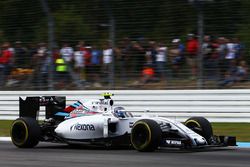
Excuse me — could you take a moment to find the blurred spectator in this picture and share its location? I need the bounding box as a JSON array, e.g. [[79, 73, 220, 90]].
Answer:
[[115, 41, 126, 82], [13, 41, 27, 68], [217, 37, 228, 79], [130, 41, 144, 73], [0, 42, 13, 86], [60, 43, 74, 65], [186, 34, 198, 80], [220, 60, 248, 88], [169, 39, 185, 78], [91, 45, 102, 87], [233, 37, 244, 60], [78, 40, 86, 51], [52, 46, 60, 61], [120, 37, 132, 76], [155, 42, 167, 81], [225, 38, 237, 60], [145, 41, 157, 67], [33, 42, 48, 68], [219, 60, 238, 87], [83, 46, 92, 82], [78, 40, 91, 72], [202, 35, 212, 58], [202, 35, 219, 79], [223, 38, 238, 79], [40, 52, 51, 86], [8, 43, 15, 55], [140, 63, 157, 84], [32, 42, 48, 88], [36, 43, 47, 58], [102, 42, 113, 82], [73, 45, 85, 82], [55, 54, 68, 89], [236, 60, 248, 82], [210, 38, 220, 77], [27, 43, 38, 68], [219, 59, 248, 88], [0, 34, 247, 90]]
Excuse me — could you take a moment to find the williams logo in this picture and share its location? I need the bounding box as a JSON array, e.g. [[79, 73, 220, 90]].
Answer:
[[70, 123, 95, 131]]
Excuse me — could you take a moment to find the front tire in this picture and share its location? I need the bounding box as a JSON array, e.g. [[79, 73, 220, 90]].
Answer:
[[10, 117, 41, 148], [131, 119, 162, 152], [184, 117, 213, 143]]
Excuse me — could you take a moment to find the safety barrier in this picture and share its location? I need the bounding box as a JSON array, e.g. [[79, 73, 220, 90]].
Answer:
[[0, 90, 250, 122]]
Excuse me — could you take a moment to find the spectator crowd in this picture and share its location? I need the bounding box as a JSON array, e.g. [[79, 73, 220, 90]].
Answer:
[[0, 34, 248, 89]]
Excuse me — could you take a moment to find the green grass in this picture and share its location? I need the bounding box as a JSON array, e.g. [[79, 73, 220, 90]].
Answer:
[[0, 120, 12, 137], [212, 123, 250, 142], [1, 120, 250, 142]]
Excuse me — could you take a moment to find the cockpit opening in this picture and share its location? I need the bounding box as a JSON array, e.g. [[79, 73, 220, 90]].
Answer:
[[113, 106, 133, 118]]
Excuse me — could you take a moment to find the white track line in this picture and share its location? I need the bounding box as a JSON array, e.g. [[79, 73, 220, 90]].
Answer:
[[0, 137, 11, 141]]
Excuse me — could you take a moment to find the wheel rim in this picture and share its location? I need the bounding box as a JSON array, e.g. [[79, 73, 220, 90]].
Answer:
[[11, 121, 28, 145], [185, 120, 202, 133], [131, 123, 150, 149]]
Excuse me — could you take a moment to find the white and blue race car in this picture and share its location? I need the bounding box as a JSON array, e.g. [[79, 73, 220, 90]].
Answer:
[[10, 93, 236, 152]]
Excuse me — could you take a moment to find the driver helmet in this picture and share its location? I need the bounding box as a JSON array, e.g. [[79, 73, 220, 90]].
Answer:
[[114, 106, 126, 118]]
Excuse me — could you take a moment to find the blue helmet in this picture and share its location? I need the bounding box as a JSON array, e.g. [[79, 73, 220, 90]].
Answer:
[[114, 107, 126, 118]]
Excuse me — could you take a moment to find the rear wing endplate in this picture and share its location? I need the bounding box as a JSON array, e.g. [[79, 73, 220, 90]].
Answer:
[[19, 96, 66, 120]]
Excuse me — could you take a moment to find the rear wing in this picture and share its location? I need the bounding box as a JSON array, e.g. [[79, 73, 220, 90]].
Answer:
[[19, 96, 66, 121]]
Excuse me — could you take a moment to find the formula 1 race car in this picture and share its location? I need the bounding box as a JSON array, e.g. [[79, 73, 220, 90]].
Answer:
[[10, 93, 236, 152]]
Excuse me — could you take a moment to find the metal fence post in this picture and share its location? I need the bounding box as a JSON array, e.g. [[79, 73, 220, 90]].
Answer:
[[39, 0, 55, 90], [197, 3, 204, 89], [189, 0, 214, 89], [109, 16, 115, 89], [103, 0, 115, 89]]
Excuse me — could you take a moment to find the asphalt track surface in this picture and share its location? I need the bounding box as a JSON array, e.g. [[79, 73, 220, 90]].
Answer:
[[0, 141, 249, 167]]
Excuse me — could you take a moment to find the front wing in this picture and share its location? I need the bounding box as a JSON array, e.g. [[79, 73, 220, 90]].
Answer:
[[159, 136, 236, 148]]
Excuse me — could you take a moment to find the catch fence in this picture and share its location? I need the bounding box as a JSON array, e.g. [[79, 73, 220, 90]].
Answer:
[[0, 1, 249, 90]]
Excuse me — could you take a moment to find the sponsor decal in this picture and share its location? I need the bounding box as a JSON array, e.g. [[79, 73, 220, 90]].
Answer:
[[166, 140, 182, 145], [70, 123, 95, 131], [129, 122, 134, 128], [93, 99, 109, 105], [39, 96, 54, 105], [71, 107, 84, 114], [159, 122, 171, 131], [159, 122, 171, 128]]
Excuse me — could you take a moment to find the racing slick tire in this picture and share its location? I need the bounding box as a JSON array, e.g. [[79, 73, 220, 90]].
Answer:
[[184, 117, 213, 143], [131, 119, 162, 152], [10, 117, 41, 148]]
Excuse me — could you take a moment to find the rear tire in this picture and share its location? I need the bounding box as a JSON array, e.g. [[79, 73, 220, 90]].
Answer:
[[184, 117, 213, 143], [131, 119, 162, 152], [10, 117, 41, 148]]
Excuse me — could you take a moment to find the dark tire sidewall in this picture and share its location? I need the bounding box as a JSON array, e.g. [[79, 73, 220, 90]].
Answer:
[[131, 119, 162, 152], [11, 117, 41, 148], [185, 117, 213, 143]]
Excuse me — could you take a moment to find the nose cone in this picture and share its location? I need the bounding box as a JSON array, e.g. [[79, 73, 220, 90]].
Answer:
[[55, 125, 64, 137], [195, 137, 207, 145]]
